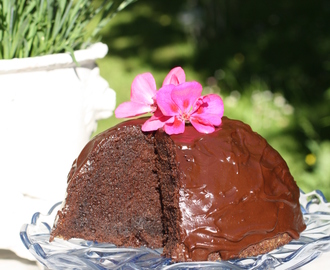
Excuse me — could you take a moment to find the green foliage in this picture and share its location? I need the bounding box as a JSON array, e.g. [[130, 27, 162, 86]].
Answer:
[[0, 0, 135, 59]]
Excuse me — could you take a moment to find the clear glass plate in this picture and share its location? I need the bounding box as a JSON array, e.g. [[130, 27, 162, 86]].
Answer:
[[20, 190, 330, 270]]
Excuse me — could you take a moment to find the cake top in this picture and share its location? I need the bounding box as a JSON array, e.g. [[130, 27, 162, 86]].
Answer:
[[115, 67, 224, 135]]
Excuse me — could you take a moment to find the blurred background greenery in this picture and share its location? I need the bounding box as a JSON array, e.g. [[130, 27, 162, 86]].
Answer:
[[93, 0, 330, 199]]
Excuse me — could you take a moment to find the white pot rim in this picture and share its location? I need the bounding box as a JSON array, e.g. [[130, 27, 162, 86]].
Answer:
[[0, 42, 108, 74]]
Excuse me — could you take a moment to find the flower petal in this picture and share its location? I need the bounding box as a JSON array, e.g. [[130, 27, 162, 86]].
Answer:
[[156, 84, 179, 116], [131, 72, 157, 105], [164, 117, 185, 135], [142, 109, 173, 131], [192, 94, 224, 126], [162, 66, 186, 86], [115, 101, 152, 118], [171, 82, 203, 114], [190, 118, 216, 134], [202, 94, 224, 116]]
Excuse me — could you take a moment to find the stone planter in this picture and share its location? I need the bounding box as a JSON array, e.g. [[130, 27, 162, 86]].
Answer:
[[0, 43, 116, 260]]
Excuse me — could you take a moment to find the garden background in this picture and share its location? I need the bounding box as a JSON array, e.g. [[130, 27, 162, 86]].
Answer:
[[93, 0, 330, 199]]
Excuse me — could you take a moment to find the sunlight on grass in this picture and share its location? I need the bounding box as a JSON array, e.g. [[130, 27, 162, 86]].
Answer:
[[151, 43, 194, 64], [111, 36, 144, 50]]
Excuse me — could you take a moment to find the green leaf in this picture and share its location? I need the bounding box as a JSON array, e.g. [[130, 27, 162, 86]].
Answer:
[[0, 0, 136, 59]]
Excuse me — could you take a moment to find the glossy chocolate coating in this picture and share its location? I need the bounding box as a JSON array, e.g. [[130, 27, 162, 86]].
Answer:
[[169, 117, 306, 260]]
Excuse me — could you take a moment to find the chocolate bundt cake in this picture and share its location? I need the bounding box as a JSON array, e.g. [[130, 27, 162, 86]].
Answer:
[[50, 117, 306, 261]]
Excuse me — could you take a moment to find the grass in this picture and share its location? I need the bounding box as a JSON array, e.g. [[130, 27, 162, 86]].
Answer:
[[0, 0, 134, 59]]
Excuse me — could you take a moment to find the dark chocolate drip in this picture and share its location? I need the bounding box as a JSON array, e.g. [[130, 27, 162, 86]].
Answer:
[[169, 117, 305, 260]]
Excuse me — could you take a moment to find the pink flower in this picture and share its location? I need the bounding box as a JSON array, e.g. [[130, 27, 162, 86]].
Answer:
[[115, 66, 224, 135], [115, 72, 157, 118], [142, 82, 224, 134], [162, 66, 186, 86], [141, 108, 173, 131], [115, 67, 185, 118], [190, 94, 224, 133]]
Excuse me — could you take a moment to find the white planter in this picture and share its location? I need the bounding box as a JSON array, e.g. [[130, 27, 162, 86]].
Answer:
[[0, 43, 116, 260]]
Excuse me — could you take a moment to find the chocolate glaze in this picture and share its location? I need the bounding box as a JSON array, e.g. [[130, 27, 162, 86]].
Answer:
[[169, 117, 306, 260]]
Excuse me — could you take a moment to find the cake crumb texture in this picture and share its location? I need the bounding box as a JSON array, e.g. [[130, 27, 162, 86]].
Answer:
[[51, 123, 164, 248]]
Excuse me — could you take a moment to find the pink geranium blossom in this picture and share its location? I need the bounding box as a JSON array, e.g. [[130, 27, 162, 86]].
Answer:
[[140, 108, 173, 131], [162, 66, 186, 86], [142, 82, 223, 134], [114, 72, 157, 118], [114, 66, 224, 135], [189, 94, 224, 133], [115, 67, 185, 118]]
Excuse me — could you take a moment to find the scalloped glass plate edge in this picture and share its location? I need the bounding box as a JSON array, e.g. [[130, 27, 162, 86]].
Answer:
[[20, 190, 330, 270]]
